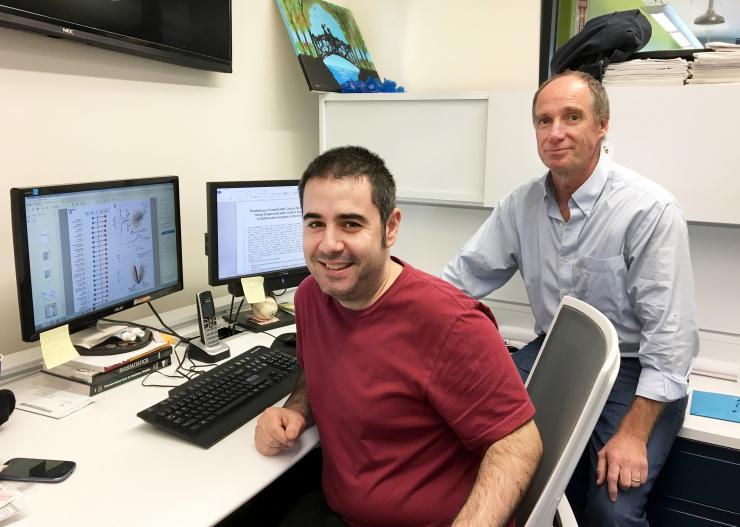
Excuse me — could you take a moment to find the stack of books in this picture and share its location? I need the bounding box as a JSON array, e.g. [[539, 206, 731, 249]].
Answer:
[[40, 333, 174, 396], [603, 58, 689, 86], [688, 44, 740, 84]]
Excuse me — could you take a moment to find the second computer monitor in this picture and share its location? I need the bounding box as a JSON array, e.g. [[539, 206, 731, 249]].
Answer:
[[206, 180, 309, 295]]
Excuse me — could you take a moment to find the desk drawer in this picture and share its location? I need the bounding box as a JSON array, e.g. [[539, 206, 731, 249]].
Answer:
[[652, 438, 739, 515], [650, 505, 738, 527]]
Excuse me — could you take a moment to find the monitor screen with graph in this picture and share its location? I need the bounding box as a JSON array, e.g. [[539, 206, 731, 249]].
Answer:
[[10, 176, 183, 341]]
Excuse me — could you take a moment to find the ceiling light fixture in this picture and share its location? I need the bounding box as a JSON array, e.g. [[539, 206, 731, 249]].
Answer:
[[694, 0, 725, 25], [644, 4, 702, 48]]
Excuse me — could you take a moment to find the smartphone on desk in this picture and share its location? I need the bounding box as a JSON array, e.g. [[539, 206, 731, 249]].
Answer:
[[0, 458, 76, 483]]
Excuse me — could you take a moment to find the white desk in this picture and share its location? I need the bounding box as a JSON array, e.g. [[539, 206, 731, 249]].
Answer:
[[1, 304, 738, 526], [681, 374, 740, 450], [0, 327, 319, 527]]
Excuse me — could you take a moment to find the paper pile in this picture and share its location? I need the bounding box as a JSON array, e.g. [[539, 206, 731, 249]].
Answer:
[[603, 58, 689, 86], [13, 383, 92, 419], [688, 45, 740, 84], [0, 484, 26, 522]]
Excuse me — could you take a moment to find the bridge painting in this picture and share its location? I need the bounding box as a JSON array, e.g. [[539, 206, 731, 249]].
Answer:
[[276, 0, 379, 91]]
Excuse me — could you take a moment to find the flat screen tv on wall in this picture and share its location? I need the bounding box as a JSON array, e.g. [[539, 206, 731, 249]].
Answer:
[[0, 1, 232, 73]]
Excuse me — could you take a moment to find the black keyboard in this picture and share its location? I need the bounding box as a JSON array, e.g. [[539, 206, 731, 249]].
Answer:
[[137, 345, 299, 448]]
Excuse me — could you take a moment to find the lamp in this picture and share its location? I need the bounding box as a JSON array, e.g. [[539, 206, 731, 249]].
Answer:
[[694, 0, 725, 25], [644, 4, 702, 48]]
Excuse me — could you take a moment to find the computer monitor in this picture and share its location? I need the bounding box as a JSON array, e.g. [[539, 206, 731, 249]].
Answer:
[[206, 180, 309, 327], [10, 176, 183, 344]]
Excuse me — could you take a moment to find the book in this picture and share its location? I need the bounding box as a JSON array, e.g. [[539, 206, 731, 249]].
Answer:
[[62, 333, 172, 373], [43, 346, 173, 385], [39, 355, 172, 396]]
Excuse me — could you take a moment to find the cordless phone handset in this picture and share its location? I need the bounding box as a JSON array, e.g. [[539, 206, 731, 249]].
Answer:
[[188, 290, 230, 363], [196, 290, 220, 348]]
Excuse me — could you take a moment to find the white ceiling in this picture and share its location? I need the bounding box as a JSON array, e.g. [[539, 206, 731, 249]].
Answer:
[[668, 0, 739, 43]]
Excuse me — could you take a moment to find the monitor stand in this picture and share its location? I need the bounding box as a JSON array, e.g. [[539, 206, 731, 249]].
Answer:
[[225, 309, 295, 333], [71, 322, 154, 356]]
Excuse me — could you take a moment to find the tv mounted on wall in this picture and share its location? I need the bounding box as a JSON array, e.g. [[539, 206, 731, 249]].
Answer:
[[0, 1, 232, 73]]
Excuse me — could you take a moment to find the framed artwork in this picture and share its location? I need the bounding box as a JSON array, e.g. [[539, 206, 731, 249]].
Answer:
[[540, 0, 739, 82], [276, 0, 379, 92]]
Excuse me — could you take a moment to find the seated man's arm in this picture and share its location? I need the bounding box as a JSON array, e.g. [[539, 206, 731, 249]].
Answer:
[[598, 203, 698, 501], [441, 198, 519, 299], [453, 419, 542, 527], [254, 370, 314, 456]]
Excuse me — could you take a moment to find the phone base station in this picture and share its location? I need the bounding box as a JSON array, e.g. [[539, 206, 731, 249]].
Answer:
[[187, 339, 230, 363]]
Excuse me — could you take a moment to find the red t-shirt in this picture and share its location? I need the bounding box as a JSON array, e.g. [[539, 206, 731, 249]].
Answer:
[[295, 259, 534, 527]]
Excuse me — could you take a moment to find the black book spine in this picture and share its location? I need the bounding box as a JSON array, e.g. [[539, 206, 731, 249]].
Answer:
[[89, 356, 172, 395], [42, 356, 172, 396], [91, 346, 173, 385]]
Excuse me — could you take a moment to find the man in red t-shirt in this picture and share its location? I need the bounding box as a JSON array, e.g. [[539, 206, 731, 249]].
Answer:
[[255, 146, 542, 527]]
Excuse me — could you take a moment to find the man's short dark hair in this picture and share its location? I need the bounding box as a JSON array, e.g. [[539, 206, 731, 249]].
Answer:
[[532, 70, 610, 123], [299, 145, 397, 233]]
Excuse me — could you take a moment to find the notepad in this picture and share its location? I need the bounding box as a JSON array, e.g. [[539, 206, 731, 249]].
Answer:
[[690, 390, 740, 424]]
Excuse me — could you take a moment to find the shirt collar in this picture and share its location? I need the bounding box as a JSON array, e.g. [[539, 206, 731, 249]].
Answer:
[[541, 154, 611, 218]]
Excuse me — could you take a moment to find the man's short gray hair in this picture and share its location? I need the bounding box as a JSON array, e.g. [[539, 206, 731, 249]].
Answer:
[[532, 70, 610, 123]]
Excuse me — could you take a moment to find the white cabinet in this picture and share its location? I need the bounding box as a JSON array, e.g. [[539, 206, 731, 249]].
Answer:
[[320, 86, 740, 224], [320, 92, 493, 206], [606, 84, 738, 225]]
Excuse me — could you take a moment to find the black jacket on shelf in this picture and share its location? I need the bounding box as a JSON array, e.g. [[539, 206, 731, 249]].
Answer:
[[551, 9, 652, 81]]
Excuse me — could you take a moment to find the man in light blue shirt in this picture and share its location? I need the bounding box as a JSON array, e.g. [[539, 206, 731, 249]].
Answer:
[[443, 71, 698, 527]]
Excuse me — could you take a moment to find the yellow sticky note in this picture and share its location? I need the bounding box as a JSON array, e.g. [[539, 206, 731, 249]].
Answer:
[[241, 276, 266, 304], [39, 325, 80, 370]]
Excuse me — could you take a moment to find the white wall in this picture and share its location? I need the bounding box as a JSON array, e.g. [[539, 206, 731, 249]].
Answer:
[[340, 0, 543, 319], [343, 0, 542, 91], [0, 1, 320, 354], [0, 0, 543, 355], [347, 0, 740, 364], [11, 0, 731, 364]]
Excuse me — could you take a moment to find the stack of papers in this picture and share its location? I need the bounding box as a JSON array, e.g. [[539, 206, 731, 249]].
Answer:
[[0, 484, 27, 522], [706, 41, 740, 52], [13, 383, 93, 419], [688, 45, 740, 84], [603, 58, 689, 86]]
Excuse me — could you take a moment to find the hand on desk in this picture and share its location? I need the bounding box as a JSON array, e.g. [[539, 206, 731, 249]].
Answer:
[[255, 407, 306, 456]]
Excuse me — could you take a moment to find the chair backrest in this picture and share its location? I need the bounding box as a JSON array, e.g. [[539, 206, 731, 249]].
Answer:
[[517, 296, 620, 527]]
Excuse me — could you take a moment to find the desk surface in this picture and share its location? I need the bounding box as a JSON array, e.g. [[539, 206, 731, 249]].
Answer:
[[682, 374, 740, 450], [1, 311, 738, 526], [1, 327, 319, 527]]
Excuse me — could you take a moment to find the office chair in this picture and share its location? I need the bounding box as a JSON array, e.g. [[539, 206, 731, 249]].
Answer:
[[516, 296, 620, 527]]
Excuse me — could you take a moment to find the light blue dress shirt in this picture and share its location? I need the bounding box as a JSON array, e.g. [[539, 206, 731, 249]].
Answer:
[[442, 154, 699, 402]]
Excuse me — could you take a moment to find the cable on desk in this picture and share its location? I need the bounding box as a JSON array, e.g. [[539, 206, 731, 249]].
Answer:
[[145, 301, 211, 380], [101, 301, 215, 385], [146, 301, 190, 343], [271, 276, 289, 297], [228, 295, 245, 337]]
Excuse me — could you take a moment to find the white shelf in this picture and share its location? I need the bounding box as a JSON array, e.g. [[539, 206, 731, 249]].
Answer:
[[321, 85, 740, 225]]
